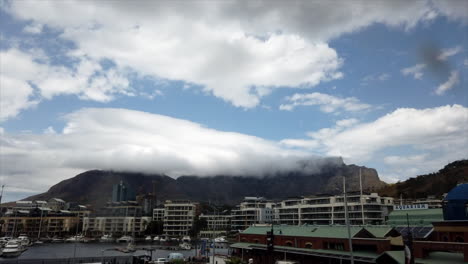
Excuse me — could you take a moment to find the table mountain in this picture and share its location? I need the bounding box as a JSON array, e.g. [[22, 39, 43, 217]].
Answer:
[[25, 159, 386, 208]]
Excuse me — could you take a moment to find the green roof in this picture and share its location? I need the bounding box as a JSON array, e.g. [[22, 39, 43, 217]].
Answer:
[[387, 209, 443, 226], [230, 242, 379, 260], [378, 251, 466, 264], [242, 225, 368, 239], [364, 226, 394, 238]]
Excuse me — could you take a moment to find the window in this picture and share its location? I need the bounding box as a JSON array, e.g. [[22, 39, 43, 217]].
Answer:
[[305, 242, 313, 249], [285, 241, 293, 247]]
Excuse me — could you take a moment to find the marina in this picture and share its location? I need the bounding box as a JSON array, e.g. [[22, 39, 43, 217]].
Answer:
[[0, 241, 230, 263]]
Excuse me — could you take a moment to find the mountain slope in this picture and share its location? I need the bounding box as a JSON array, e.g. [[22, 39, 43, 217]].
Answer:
[[378, 160, 468, 198], [26, 160, 386, 207]]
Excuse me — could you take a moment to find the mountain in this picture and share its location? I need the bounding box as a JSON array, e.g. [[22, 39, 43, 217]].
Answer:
[[378, 160, 468, 199], [25, 159, 386, 208]]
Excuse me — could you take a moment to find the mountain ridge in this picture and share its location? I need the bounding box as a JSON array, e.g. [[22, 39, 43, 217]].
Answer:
[[25, 161, 385, 207]]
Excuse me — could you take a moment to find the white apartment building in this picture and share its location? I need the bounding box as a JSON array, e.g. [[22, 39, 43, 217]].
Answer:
[[153, 208, 165, 222], [230, 197, 274, 232], [275, 193, 394, 226], [163, 200, 198, 237], [199, 214, 231, 238], [83, 216, 151, 236]]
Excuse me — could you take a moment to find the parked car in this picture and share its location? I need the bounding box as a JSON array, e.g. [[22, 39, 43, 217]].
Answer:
[[153, 258, 167, 263]]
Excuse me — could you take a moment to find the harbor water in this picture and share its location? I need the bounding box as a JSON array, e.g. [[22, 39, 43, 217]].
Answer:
[[0, 242, 230, 262]]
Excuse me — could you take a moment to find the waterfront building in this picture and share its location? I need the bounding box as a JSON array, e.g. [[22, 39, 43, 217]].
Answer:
[[0, 207, 79, 237], [230, 197, 275, 232], [153, 207, 165, 222], [82, 201, 150, 236], [47, 198, 67, 211], [275, 193, 394, 226], [199, 213, 232, 238], [163, 200, 199, 237], [232, 223, 468, 264]]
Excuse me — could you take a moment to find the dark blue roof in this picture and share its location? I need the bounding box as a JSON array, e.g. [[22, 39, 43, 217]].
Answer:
[[445, 184, 468, 200]]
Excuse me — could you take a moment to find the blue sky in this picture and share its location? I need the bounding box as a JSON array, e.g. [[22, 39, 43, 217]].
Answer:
[[0, 1, 467, 202]]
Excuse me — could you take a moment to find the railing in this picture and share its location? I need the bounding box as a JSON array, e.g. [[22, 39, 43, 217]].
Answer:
[[0, 256, 134, 264]]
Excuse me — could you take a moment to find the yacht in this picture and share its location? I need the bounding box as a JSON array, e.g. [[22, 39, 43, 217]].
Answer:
[[66, 234, 85, 242], [214, 236, 227, 243], [51, 237, 65, 243], [117, 235, 133, 243], [179, 242, 191, 250], [99, 234, 115, 243], [153, 236, 160, 242], [181, 236, 191, 243], [145, 235, 153, 242], [1, 240, 26, 257], [17, 234, 31, 246]]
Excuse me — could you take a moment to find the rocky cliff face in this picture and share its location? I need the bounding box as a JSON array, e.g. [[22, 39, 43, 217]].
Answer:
[[26, 161, 386, 207]]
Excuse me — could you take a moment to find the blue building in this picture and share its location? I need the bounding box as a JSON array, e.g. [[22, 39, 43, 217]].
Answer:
[[112, 181, 135, 202], [443, 183, 468, 220]]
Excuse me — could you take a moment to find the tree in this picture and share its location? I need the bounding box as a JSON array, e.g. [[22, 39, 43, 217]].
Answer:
[[189, 216, 207, 237], [145, 220, 164, 235]]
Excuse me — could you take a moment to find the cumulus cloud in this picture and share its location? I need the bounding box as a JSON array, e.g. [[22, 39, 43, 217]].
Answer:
[[435, 71, 459, 95], [281, 105, 468, 179], [437, 46, 463, 61], [2, 0, 465, 111], [0, 108, 339, 195], [401, 64, 426, 80], [279, 92, 371, 113], [0, 48, 130, 121]]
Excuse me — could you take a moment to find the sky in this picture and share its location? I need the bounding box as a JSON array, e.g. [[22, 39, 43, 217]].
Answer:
[[0, 0, 467, 202]]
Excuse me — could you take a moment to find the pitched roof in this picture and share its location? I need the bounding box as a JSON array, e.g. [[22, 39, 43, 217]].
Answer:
[[241, 225, 373, 239], [364, 226, 395, 238]]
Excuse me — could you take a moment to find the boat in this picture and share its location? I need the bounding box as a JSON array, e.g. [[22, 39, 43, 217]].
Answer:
[[214, 236, 227, 243], [1, 240, 27, 257], [159, 235, 167, 243], [117, 235, 133, 243], [66, 234, 85, 242], [179, 242, 191, 250], [116, 242, 136, 253], [153, 236, 160, 242], [51, 237, 65, 243], [17, 234, 31, 246], [99, 234, 115, 243], [181, 236, 191, 243], [145, 235, 153, 242]]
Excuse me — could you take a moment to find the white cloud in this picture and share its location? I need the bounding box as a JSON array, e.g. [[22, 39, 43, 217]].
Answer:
[[281, 104, 468, 180], [3, 0, 465, 110], [23, 22, 43, 34], [279, 92, 371, 113], [0, 108, 340, 193], [384, 154, 428, 166], [435, 71, 459, 95], [437, 46, 463, 61], [0, 48, 130, 121], [401, 64, 426, 80]]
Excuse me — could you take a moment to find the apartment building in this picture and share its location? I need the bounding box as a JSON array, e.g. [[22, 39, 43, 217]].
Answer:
[[153, 207, 165, 222], [82, 201, 151, 236], [163, 200, 199, 237], [83, 216, 151, 236], [199, 214, 232, 238], [0, 208, 79, 237], [275, 193, 394, 226], [230, 197, 274, 232]]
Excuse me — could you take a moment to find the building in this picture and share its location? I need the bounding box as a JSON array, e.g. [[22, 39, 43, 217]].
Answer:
[[443, 183, 468, 220], [47, 198, 66, 211], [232, 225, 395, 264], [275, 193, 394, 226], [83, 201, 150, 236], [199, 213, 232, 238], [163, 200, 199, 237], [112, 181, 135, 203], [153, 207, 165, 222], [1, 207, 79, 238], [231, 197, 274, 232]]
